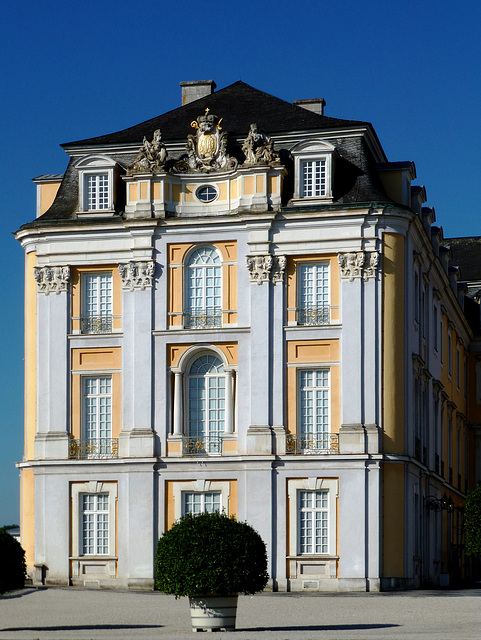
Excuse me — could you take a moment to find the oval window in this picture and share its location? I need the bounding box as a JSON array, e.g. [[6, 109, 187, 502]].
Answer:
[[196, 185, 218, 203]]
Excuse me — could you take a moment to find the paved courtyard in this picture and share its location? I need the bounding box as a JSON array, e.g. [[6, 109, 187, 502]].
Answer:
[[0, 587, 480, 640]]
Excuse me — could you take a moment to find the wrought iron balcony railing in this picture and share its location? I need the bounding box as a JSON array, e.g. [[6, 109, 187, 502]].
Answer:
[[184, 308, 222, 329], [182, 434, 223, 456], [297, 306, 330, 326], [69, 438, 119, 459], [285, 433, 339, 455], [80, 315, 113, 334]]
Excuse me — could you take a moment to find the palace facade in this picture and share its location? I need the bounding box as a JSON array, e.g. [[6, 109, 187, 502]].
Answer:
[[16, 80, 481, 591]]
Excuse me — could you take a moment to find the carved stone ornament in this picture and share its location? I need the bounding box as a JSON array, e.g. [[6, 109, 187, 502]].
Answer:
[[271, 255, 287, 284], [242, 123, 280, 166], [338, 251, 379, 281], [118, 261, 155, 291], [33, 266, 70, 295], [128, 129, 167, 175], [173, 109, 237, 173], [246, 255, 286, 285]]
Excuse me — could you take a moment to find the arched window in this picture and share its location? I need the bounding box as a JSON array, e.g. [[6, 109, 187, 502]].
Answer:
[[187, 355, 225, 452], [185, 246, 222, 328]]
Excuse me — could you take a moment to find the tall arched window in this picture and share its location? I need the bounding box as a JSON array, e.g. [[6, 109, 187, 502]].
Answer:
[[185, 246, 222, 328], [187, 355, 225, 453]]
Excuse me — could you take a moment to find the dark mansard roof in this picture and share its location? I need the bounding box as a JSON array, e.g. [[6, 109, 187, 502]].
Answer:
[[24, 81, 392, 226], [63, 81, 370, 148]]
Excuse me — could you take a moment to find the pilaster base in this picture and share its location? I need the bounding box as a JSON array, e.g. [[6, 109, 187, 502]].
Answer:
[[246, 425, 274, 455], [118, 429, 154, 458], [34, 432, 70, 460], [338, 423, 380, 454]]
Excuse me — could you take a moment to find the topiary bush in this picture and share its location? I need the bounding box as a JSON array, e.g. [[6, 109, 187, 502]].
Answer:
[[155, 511, 268, 598], [0, 528, 26, 595], [465, 484, 481, 558]]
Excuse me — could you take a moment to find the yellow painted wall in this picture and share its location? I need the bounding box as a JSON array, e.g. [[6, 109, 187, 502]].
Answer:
[[129, 183, 138, 202], [71, 347, 121, 439], [379, 172, 403, 205], [382, 233, 405, 453], [286, 339, 340, 434], [25, 251, 37, 460], [286, 255, 340, 324], [39, 182, 61, 215], [243, 176, 255, 195], [71, 266, 122, 332], [382, 463, 405, 577], [20, 468, 35, 570]]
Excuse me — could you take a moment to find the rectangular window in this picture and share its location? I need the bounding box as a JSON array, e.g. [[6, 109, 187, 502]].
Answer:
[[297, 263, 330, 325], [82, 273, 113, 333], [298, 369, 329, 450], [86, 174, 110, 210], [456, 347, 461, 389], [299, 490, 329, 554], [81, 493, 109, 555], [433, 306, 438, 351], [183, 492, 221, 515], [83, 376, 112, 456], [302, 160, 326, 197]]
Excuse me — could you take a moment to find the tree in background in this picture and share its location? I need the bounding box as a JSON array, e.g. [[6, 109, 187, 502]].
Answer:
[[0, 527, 26, 594], [465, 484, 481, 558]]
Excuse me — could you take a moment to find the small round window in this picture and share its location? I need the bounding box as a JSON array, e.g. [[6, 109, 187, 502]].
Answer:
[[196, 185, 218, 203]]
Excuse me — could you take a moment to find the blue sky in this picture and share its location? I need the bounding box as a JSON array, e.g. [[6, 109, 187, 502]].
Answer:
[[1, 0, 480, 525]]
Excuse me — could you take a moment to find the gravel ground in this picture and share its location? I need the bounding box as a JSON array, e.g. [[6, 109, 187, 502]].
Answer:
[[0, 587, 480, 640]]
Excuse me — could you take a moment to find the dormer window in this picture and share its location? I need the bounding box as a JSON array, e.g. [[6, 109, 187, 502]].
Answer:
[[86, 173, 110, 210], [302, 159, 327, 197], [290, 140, 335, 205], [76, 155, 118, 215]]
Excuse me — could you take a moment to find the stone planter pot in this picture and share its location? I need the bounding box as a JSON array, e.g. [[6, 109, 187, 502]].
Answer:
[[188, 595, 238, 631]]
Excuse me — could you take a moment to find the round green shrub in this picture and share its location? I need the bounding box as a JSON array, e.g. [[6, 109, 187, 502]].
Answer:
[[0, 528, 26, 595], [155, 511, 269, 597]]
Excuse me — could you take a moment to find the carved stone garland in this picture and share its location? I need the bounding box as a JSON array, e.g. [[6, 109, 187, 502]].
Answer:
[[338, 251, 379, 282], [246, 255, 286, 285], [118, 261, 155, 291], [33, 266, 70, 295]]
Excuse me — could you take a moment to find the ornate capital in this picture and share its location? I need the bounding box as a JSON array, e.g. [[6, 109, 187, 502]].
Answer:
[[246, 255, 286, 285], [246, 255, 273, 284], [118, 261, 155, 291], [338, 251, 379, 281], [271, 255, 287, 284], [33, 266, 70, 295]]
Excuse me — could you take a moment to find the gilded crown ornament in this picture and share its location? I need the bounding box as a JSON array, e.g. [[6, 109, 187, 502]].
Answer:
[[174, 108, 237, 173]]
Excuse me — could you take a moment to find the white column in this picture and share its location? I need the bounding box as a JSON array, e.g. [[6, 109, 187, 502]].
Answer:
[[173, 372, 183, 436], [224, 370, 234, 434]]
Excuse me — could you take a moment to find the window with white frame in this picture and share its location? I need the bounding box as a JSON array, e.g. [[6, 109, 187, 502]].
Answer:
[[298, 369, 330, 451], [183, 492, 221, 515], [185, 246, 222, 328], [86, 173, 110, 210], [302, 160, 327, 197], [187, 355, 225, 452], [287, 478, 338, 559], [83, 376, 113, 456], [299, 490, 329, 554], [76, 155, 117, 214], [172, 481, 230, 521], [290, 140, 334, 204], [81, 272, 113, 334], [297, 262, 330, 325], [81, 493, 109, 555]]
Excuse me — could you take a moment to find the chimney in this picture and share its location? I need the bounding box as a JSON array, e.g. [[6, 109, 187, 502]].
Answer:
[[180, 80, 216, 105], [293, 98, 326, 116]]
